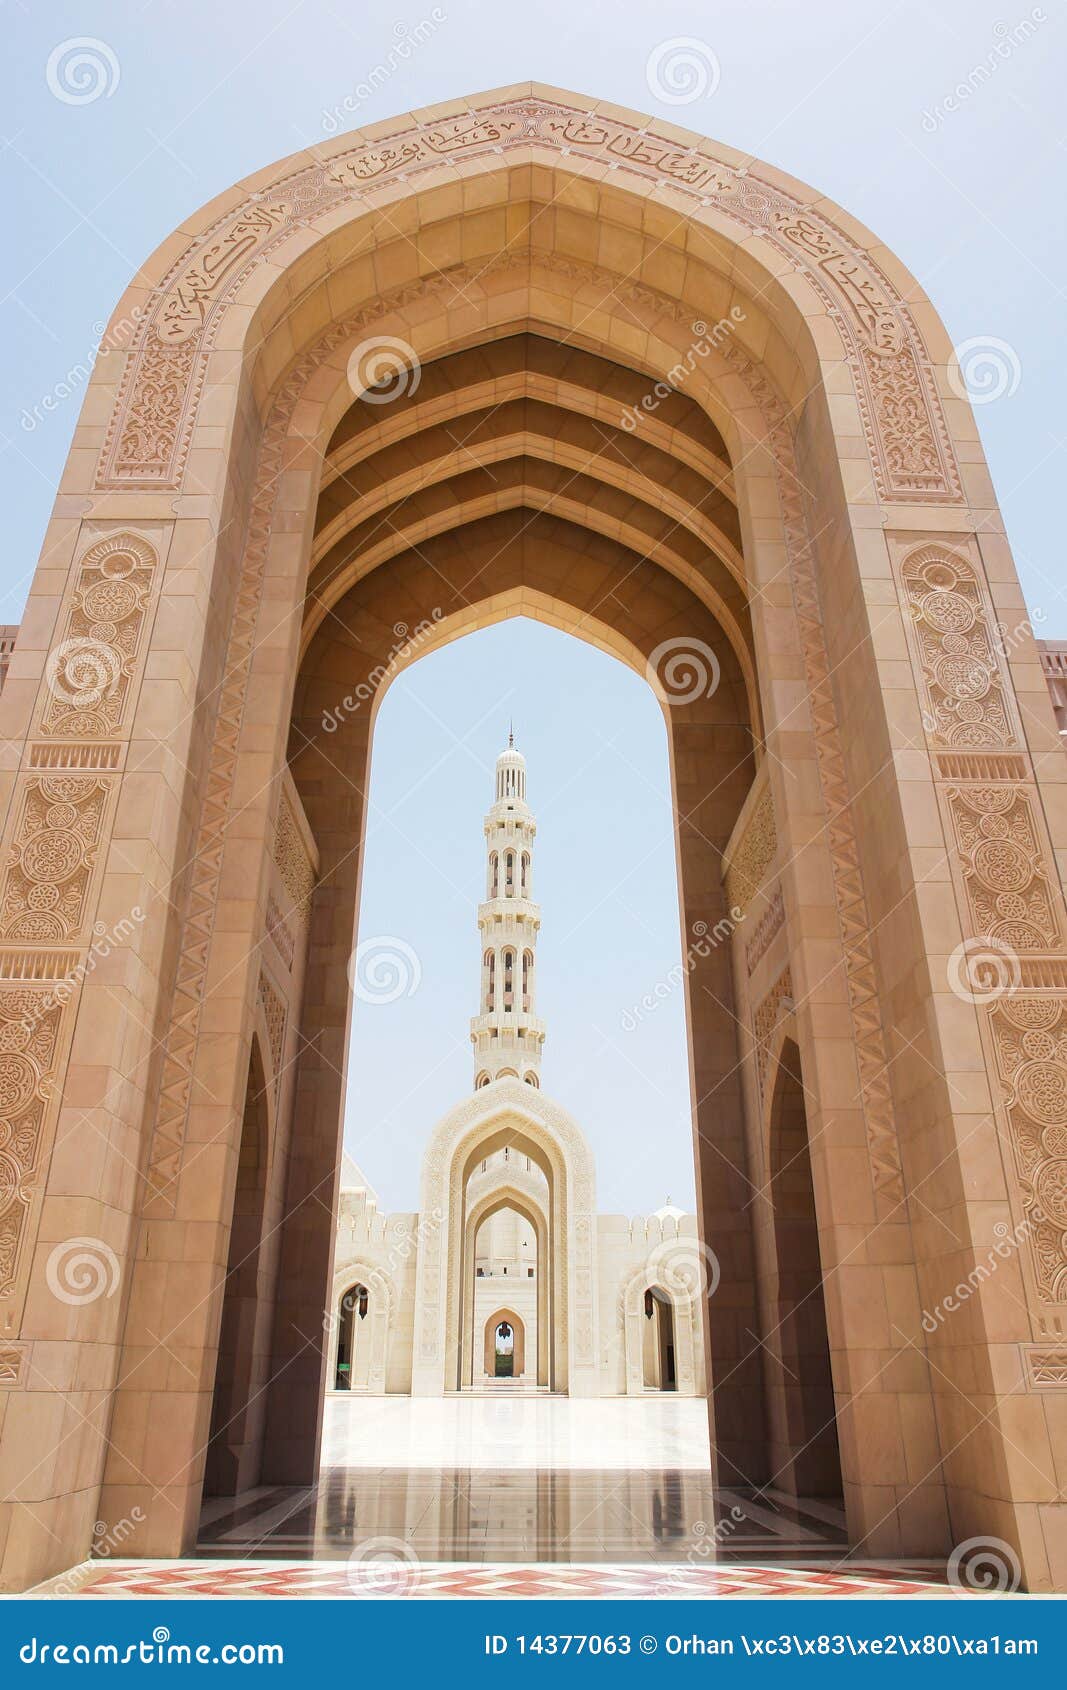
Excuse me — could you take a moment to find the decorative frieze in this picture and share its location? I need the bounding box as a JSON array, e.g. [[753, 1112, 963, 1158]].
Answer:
[[753, 968, 794, 1106], [745, 886, 785, 975], [724, 782, 776, 915], [273, 795, 316, 920], [257, 969, 288, 1106], [1024, 1347, 1067, 1388], [0, 1344, 28, 1387], [95, 97, 959, 506]]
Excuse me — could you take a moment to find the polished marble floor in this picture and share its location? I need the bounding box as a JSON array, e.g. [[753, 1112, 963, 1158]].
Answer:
[[193, 1397, 848, 1566], [320, 1392, 714, 1470]]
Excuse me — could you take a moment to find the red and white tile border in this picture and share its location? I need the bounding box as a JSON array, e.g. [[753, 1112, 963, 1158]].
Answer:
[[28, 1560, 993, 1600]]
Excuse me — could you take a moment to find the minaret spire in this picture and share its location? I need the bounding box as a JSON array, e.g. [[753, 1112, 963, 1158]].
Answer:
[[470, 733, 545, 1089]]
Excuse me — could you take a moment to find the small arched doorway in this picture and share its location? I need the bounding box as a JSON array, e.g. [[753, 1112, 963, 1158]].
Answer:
[[334, 1282, 369, 1391], [764, 1037, 843, 1498], [642, 1287, 677, 1392], [483, 1310, 526, 1381]]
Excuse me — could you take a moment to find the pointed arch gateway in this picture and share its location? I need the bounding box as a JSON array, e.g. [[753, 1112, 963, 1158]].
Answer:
[[1, 85, 1064, 1591]]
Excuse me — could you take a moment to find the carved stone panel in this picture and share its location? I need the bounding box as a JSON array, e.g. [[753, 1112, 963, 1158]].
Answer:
[[724, 782, 776, 915], [37, 531, 158, 740], [754, 967, 793, 1106], [0, 776, 111, 944], [947, 785, 1060, 954], [989, 997, 1067, 1303], [897, 542, 1020, 749], [0, 988, 64, 1299]]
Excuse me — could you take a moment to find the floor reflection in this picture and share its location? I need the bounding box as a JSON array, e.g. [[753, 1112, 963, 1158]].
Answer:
[[197, 1468, 846, 1563]]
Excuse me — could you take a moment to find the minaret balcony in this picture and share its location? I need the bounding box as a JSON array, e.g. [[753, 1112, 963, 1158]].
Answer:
[[478, 897, 541, 928], [469, 1011, 547, 1041]]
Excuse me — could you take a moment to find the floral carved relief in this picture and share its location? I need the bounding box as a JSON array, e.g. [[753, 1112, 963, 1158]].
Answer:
[[37, 532, 158, 740], [899, 544, 1019, 749], [0, 776, 111, 944], [274, 796, 315, 920], [257, 969, 287, 1107], [754, 968, 793, 1106], [990, 998, 1067, 1302], [724, 782, 776, 915], [948, 786, 1060, 954], [0, 989, 63, 1299]]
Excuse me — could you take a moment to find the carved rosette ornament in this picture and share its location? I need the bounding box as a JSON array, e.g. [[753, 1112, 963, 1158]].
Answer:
[[0, 777, 110, 944], [900, 545, 1018, 748], [37, 532, 157, 740], [948, 786, 1059, 955]]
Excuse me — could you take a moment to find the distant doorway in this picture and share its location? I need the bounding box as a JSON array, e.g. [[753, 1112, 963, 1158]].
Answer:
[[642, 1287, 677, 1392], [484, 1310, 526, 1382]]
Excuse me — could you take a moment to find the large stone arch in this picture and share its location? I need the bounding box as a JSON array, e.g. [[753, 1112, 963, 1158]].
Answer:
[[412, 1078, 597, 1397], [0, 85, 1062, 1592]]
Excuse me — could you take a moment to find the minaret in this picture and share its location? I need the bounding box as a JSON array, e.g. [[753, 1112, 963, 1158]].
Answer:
[[471, 730, 545, 1088]]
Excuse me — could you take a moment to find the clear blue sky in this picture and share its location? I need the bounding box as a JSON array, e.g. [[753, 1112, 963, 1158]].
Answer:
[[3, 1, 1064, 1208], [345, 622, 696, 1212]]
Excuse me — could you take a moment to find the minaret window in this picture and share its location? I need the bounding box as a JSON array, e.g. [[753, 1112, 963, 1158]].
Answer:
[[483, 949, 495, 1013], [489, 852, 499, 898], [521, 852, 530, 896], [522, 948, 532, 1013], [504, 850, 515, 895], [502, 947, 515, 1010]]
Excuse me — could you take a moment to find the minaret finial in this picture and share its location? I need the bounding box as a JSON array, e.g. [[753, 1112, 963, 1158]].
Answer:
[[508, 719, 514, 748]]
